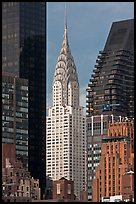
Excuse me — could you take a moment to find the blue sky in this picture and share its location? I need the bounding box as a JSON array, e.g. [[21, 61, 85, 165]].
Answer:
[[46, 2, 134, 108]]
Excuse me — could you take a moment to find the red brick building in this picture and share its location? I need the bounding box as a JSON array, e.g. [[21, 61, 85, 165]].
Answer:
[[122, 170, 134, 202], [92, 120, 134, 202], [2, 143, 41, 201], [80, 189, 88, 202], [52, 177, 75, 201], [2, 143, 16, 168]]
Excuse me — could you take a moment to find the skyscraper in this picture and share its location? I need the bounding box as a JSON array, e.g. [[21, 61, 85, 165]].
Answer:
[[86, 19, 134, 118], [46, 16, 86, 199], [86, 19, 134, 201], [2, 72, 28, 169], [2, 2, 45, 197]]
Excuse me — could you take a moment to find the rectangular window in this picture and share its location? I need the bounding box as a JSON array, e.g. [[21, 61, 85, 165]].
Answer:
[[67, 184, 71, 194], [57, 183, 60, 194]]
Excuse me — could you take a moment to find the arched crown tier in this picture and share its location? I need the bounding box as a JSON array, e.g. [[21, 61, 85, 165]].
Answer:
[[53, 14, 79, 107]]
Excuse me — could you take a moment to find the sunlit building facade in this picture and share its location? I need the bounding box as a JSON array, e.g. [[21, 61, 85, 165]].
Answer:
[[46, 19, 86, 199], [92, 119, 134, 202]]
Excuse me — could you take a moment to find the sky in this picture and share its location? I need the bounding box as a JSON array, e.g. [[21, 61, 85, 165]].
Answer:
[[46, 2, 134, 109]]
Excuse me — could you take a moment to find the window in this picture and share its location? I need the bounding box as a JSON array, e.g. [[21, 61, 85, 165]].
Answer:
[[67, 184, 71, 194], [57, 183, 60, 194]]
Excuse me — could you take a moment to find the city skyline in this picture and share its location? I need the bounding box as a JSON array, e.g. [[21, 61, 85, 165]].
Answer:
[[2, 2, 134, 202], [47, 2, 134, 108]]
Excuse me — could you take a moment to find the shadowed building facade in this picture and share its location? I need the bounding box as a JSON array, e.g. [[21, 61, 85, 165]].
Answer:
[[2, 143, 41, 201], [2, 72, 28, 169], [52, 177, 74, 201], [2, 2, 46, 197]]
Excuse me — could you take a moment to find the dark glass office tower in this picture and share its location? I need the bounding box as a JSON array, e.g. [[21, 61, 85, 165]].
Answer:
[[86, 19, 134, 201], [2, 2, 46, 198], [2, 72, 28, 169], [86, 19, 134, 118]]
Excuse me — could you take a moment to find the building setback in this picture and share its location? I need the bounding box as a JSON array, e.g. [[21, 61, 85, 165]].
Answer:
[[46, 17, 86, 199], [86, 19, 134, 201], [2, 72, 28, 169], [86, 19, 134, 118], [92, 120, 134, 202], [2, 2, 46, 197]]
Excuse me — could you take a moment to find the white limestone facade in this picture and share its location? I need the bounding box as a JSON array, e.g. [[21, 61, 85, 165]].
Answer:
[[46, 21, 86, 199]]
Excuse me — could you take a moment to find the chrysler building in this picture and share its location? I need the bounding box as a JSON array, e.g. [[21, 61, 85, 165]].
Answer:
[[46, 14, 86, 199]]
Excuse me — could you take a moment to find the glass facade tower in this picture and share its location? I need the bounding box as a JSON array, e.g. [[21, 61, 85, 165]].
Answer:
[[2, 72, 28, 169], [2, 2, 46, 197], [86, 19, 134, 119]]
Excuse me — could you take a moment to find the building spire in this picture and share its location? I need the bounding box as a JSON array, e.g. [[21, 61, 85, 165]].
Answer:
[[53, 3, 79, 107], [63, 3, 68, 48], [64, 4, 67, 30]]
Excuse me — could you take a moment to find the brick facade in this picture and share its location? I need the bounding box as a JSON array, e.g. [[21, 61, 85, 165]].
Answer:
[[52, 177, 75, 201], [92, 120, 134, 202], [122, 171, 134, 201]]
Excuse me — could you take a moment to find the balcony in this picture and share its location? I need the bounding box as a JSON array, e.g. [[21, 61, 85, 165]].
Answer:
[[86, 104, 91, 108], [86, 94, 93, 98], [88, 83, 95, 87], [99, 50, 106, 55], [91, 78, 97, 82], [86, 98, 93, 103], [97, 55, 105, 60], [94, 64, 101, 68]]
